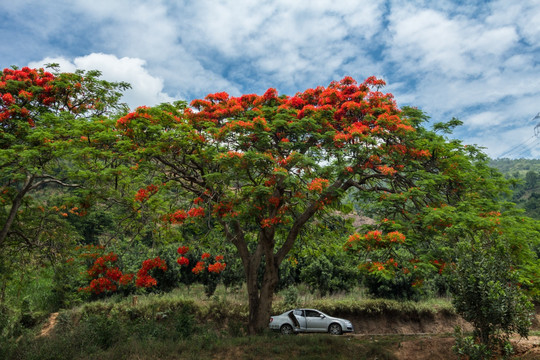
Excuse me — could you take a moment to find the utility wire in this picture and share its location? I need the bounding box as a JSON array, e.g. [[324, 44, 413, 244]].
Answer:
[[508, 137, 540, 158], [496, 136, 537, 158]]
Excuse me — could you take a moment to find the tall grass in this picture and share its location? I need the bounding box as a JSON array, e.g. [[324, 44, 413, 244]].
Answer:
[[1, 284, 454, 360]]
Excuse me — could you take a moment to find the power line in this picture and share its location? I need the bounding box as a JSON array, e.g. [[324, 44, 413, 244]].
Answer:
[[507, 137, 540, 158], [496, 136, 537, 158], [495, 113, 540, 159]]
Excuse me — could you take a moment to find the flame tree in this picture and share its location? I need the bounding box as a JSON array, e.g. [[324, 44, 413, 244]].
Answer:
[[114, 76, 447, 333], [0, 66, 129, 300]]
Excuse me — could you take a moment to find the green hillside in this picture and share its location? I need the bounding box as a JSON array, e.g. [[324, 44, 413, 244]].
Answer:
[[490, 159, 540, 219]]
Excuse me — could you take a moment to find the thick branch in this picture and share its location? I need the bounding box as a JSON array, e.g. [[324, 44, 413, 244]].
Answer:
[[29, 175, 81, 191], [0, 174, 35, 247], [276, 178, 350, 263]]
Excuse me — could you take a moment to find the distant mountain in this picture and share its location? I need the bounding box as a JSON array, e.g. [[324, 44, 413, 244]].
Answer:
[[489, 158, 540, 219], [489, 158, 540, 177]]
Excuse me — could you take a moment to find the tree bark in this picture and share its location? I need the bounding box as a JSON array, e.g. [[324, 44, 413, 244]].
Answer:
[[245, 248, 279, 334], [227, 221, 280, 335], [0, 174, 34, 247]]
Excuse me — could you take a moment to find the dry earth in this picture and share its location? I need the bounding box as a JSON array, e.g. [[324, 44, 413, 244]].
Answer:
[[343, 307, 540, 359]]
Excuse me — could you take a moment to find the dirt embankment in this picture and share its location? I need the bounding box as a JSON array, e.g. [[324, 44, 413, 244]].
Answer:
[[347, 311, 472, 335], [337, 303, 540, 335], [338, 306, 540, 359]]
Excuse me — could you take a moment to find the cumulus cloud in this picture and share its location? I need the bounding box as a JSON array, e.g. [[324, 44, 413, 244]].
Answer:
[[68, 0, 242, 99], [384, 1, 540, 157], [29, 53, 174, 108], [2, 0, 540, 157], [177, 0, 386, 91]]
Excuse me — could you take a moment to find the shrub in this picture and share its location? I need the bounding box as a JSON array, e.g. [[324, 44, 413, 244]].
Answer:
[[451, 238, 533, 359], [299, 255, 359, 297]]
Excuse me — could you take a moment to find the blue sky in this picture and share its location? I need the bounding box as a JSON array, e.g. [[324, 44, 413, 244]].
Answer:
[[1, 0, 539, 158]]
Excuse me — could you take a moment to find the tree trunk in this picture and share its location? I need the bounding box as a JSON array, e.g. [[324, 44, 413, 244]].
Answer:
[[227, 220, 281, 335], [247, 253, 278, 335]]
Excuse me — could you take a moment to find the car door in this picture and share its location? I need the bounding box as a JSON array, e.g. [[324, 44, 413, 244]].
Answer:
[[293, 309, 307, 330], [304, 309, 327, 332]]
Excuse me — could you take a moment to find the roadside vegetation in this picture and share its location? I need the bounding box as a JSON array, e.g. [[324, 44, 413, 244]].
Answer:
[[1, 66, 539, 359], [1, 284, 456, 360]]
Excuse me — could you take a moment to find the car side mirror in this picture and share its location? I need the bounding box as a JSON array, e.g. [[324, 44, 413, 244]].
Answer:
[[319, 314, 325, 318]]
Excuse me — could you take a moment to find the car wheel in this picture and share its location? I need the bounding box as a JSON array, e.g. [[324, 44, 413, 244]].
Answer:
[[280, 324, 294, 335], [328, 323, 342, 335]]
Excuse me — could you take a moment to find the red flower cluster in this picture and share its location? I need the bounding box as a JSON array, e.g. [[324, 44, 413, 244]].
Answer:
[[268, 196, 281, 207], [163, 206, 207, 225], [135, 257, 167, 288], [134, 184, 159, 202], [79, 251, 134, 294], [181, 250, 227, 275], [208, 262, 227, 273], [177, 245, 189, 255], [1, 67, 55, 127], [86, 277, 117, 294], [345, 230, 406, 251], [177, 256, 189, 266], [261, 216, 283, 228], [307, 178, 330, 193], [192, 261, 206, 274], [164, 209, 188, 224], [176, 245, 190, 266], [86, 252, 118, 278], [187, 207, 205, 217], [116, 106, 154, 127], [376, 165, 397, 176]]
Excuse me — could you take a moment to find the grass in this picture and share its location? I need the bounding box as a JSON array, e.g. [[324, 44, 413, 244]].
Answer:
[[1, 285, 457, 360], [63, 284, 455, 325], [7, 331, 400, 360]]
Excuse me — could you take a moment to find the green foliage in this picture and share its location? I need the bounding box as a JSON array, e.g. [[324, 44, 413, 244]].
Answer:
[[80, 313, 122, 350], [300, 255, 359, 297], [362, 272, 422, 301], [451, 238, 533, 357], [490, 159, 540, 219], [281, 286, 299, 308], [452, 326, 494, 360]]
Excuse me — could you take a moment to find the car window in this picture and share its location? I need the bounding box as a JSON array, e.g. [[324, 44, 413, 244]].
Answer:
[[305, 310, 320, 318], [293, 309, 304, 316]]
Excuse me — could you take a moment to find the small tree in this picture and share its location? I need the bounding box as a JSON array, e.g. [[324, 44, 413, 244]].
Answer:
[[0, 66, 129, 306], [451, 238, 533, 359]]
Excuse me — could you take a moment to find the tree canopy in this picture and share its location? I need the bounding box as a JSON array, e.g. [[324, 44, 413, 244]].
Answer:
[[1, 68, 538, 340], [112, 76, 482, 333]]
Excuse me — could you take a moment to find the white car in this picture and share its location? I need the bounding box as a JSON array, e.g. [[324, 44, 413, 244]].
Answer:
[[269, 308, 354, 335]]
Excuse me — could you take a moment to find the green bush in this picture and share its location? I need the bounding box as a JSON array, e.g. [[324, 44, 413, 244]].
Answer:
[[174, 306, 196, 339], [299, 255, 359, 297], [80, 314, 122, 350], [363, 272, 422, 300], [451, 239, 533, 359]]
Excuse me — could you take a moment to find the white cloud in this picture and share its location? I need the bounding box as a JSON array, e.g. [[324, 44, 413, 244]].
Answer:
[[177, 0, 386, 89], [386, 5, 519, 75], [4, 0, 540, 158], [29, 53, 173, 108], [465, 111, 503, 129], [487, 0, 540, 46]]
